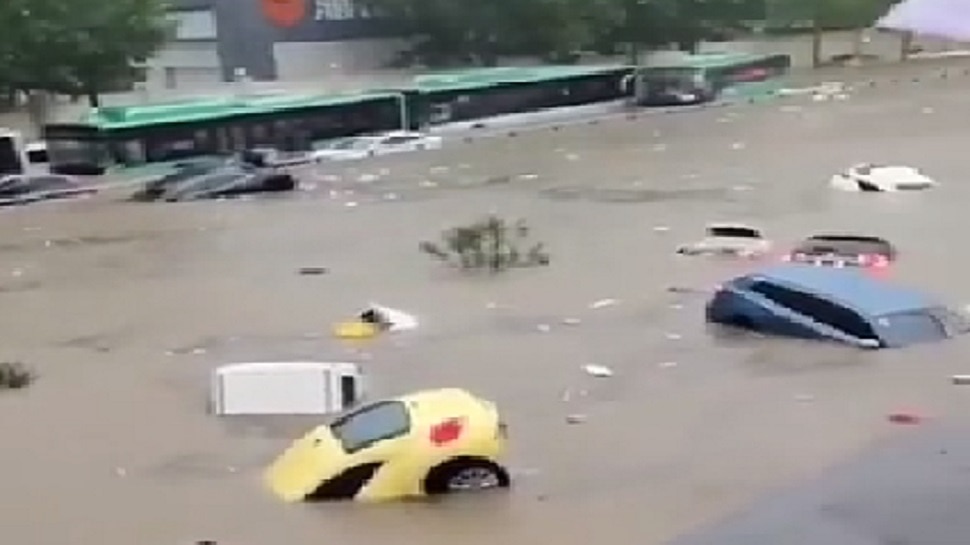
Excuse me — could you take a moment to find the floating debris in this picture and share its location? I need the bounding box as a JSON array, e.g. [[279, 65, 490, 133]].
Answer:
[[658, 361, 678, 369], [887, 411, 922, 425], [565, 414, 588, 424], [583, 364, 613, 377], [536, 324, 552, 333], [588, 298, 618, 309], [561, 318, 582, 326], [298, 267, 328, 276], [951, 375, 970, 385]]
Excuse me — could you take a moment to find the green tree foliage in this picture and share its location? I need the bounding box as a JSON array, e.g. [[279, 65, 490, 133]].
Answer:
[[0, 0, 171, 107], [420, 215, 550, 272], [369, 0, 903, 67], [370, 0, 617, 65], [601, 0, 764, 61], [0, 361, 35, 390]]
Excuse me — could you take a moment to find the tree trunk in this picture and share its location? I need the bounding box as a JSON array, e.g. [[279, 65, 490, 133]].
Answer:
[[811, 19, 823, 68], [901, 31, 913, 61], [849, 28, 865, 66], [627, 41, 641, 65], [25, 91, 50, 140], [85, 90, 101, 109]]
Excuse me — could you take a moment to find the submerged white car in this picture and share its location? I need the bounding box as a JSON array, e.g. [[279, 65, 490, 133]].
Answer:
[[677, 223, 772, 257], [312, 131, 443, 162], [830, 164, 937, 192]]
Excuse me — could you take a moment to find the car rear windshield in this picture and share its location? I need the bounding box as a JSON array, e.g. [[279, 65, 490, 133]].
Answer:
[[875, 311, 948, 346], [709, 226, 761, 238], [329, 400, 411, 453], [748, 281, 877, 340]]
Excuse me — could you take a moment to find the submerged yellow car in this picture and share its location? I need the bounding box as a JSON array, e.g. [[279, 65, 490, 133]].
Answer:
[[265, 388, 510, 502]]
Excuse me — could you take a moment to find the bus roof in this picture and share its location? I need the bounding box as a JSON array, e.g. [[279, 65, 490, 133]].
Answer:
[[642, 52, 786, 70], [79, 90, 403, 130], [413, 64, 631, 92], [56, 64, 634, 132]]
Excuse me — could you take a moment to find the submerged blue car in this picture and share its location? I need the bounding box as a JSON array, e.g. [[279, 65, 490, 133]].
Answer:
[[706, 264, 968, 348]]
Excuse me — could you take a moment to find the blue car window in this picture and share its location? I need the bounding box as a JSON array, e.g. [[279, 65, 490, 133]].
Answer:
[[749, 281, 877, 340], [329, 401, 411, 453], [876, 311, 947, 345]]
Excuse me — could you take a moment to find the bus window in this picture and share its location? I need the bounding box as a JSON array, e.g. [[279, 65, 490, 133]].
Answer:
[[45, 136, 107, 174], [25, 142, 48, 165], [0, 133, 23, 175]]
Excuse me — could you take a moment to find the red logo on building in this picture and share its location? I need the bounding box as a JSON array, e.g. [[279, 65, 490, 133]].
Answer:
[[262, 0, 307, 28]]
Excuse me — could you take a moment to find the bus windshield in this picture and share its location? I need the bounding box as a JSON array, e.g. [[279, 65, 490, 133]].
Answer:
[[640, 67, 703, 89], [46, 137, 105, 166]]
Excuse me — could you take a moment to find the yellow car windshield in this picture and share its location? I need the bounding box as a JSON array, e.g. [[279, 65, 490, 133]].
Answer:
[[329, 401, 411, 453]]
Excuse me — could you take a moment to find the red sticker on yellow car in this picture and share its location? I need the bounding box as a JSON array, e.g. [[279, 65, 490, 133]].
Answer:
[[429, 418, 464, 445]]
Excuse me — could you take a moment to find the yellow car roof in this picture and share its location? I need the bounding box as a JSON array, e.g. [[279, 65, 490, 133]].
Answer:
[[395, 388, 497, 421]]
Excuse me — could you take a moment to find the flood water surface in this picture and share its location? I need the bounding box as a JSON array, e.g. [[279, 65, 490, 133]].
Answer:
[[5, 68, 970, 545]]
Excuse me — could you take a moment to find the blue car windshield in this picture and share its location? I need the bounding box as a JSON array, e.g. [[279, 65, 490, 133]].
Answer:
[[876, 310, 949, 346], [329, 401, 410, 453]]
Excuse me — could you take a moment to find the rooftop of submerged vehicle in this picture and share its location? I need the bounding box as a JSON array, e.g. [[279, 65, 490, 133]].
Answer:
[[741, 264, 933, 316]]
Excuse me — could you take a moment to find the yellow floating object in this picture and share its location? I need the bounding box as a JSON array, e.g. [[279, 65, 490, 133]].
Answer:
[[333, 320, 379, 339]]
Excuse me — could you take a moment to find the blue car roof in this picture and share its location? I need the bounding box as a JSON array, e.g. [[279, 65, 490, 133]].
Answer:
[[744, 264, 935, 316]]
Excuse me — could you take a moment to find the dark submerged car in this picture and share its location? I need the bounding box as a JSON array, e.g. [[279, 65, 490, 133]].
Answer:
[[131, 160, 296, 202], [785, 234, 896, 269], [0, 174, 96, 206]]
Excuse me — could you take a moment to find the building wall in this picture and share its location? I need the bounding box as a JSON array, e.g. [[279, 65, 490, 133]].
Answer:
[[273, 38, 409, 80], [139, 0, 405, 92], [142, 4, 223, 92]]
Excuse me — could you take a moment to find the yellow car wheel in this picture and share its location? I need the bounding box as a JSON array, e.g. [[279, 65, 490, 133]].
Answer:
[[423, 457, 510, 495]]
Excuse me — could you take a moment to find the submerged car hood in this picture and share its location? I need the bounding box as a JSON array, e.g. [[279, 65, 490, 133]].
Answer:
[[265, 426, 351, 502]]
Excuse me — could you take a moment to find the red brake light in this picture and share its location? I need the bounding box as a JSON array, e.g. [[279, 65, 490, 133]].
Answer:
[[864, 254, 889, 268]]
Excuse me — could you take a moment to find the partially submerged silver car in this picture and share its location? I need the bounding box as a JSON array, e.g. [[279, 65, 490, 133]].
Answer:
[[677, 223, 772, 257]]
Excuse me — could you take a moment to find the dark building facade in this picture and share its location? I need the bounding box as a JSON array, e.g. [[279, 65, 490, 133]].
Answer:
[[150, 0, 404, 90]]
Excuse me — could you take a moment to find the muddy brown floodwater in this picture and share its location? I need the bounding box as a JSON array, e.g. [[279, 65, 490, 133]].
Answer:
[[6, 64, 970, 545]]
